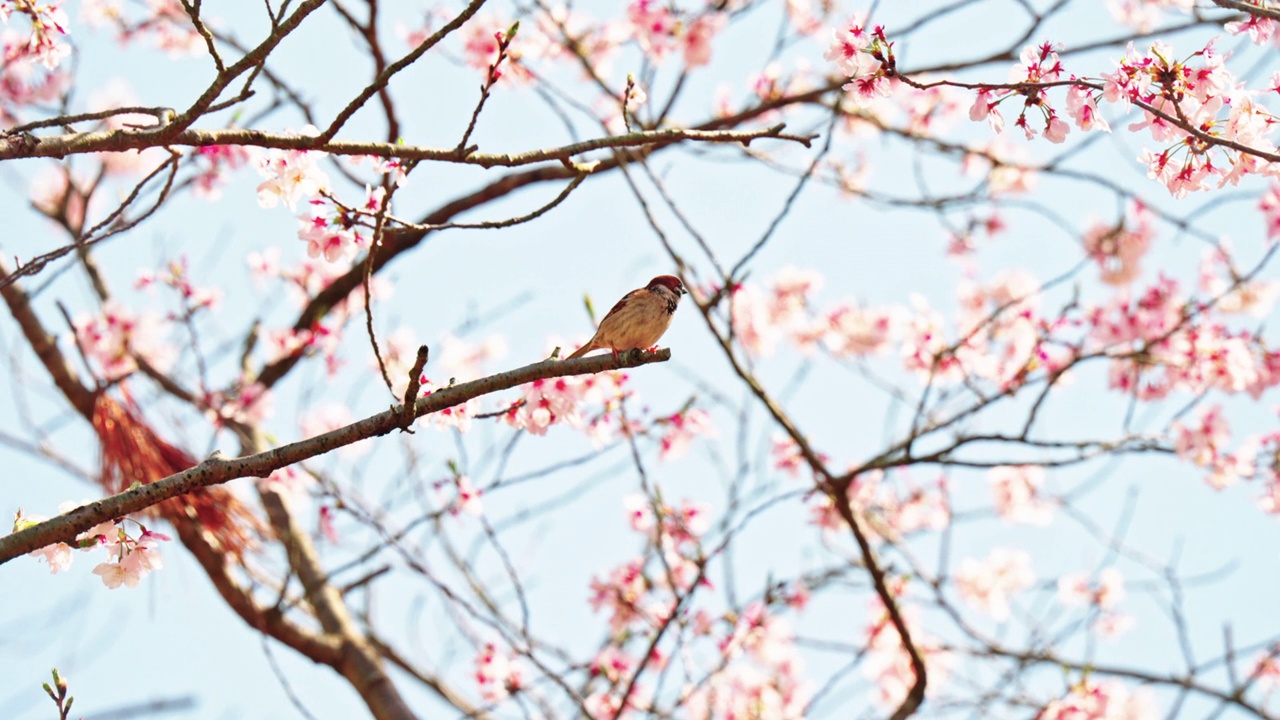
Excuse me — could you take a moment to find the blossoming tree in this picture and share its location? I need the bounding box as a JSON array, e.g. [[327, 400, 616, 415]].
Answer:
[[2, 0, 1279, 718]]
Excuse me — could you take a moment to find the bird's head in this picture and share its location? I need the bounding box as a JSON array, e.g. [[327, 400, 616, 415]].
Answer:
[[648, 275, 688, 296]]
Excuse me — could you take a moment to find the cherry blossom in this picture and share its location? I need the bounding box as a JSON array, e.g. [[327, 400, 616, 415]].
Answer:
[[657, 408, 714, 461], [955, 547, 1035, 622], [474, 642, 523, 702], [588, 557, 650, 633], [990, 465, 1056, 526], [590, 645, 634, 683], [627, 0, 677, 60], [682, 13, 726, 68], [441, 475, 483, 516], [1082, 201, 1154, 286], [14, 510, 73, 572], [254, 127, 330, 211], [74, 302, 175, 381], [1252, 650, 1280, 690], [192, 145, 252, 200], [1039, 678, 1157, 719], [1226, 11, 1277, 46], [1058, 568, 1134, 637], [1199, 245, 1279, 317], [824, 14, 894, 105], [862, 578, 949, 708]]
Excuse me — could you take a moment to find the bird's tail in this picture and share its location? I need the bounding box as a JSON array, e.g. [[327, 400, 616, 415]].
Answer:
[[565, 342, 594, 360]]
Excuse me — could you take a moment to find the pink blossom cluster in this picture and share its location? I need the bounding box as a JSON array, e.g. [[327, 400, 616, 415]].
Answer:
[[1225, 3, 1278, 46], [727, 266, 899, 359], [1088, 275, 1279, 401], [823, 14, 895, 105], [685, 600, 813, 720], [965, 43, 1075, 141], [191, 145, 252, 200], [135, 256, 223, 316], [255, 130, 329, 211], [1082, 201, 1155, 286], [81, 0, 204, 55], [990, 465, 1056, 526], [1253, 648, 1280, 691], [473, 642, 524, 703], [1199, 244, 1279, 317], [656, 407, 714, 461], [73, 301, 175, 381], [1107, 41, 1279, 196], [955, 547, 1035, 622], [418, 379, 478, 433], [1108, 0, 1195, 33], [591, 495, 710, 635], [503, 370, 633, 443], [824, 20, 1280, 198], [862, 577, 949, 708], [1038, 677, 1157, 720], [441, 475, 483, 516], [809, 470, 950, 542], [202, 379, 272, 427], [728, 267, 1071, 395], [0, 0, 70, 120], [627, 1, 726, 68], [1171, 406, 1280, 509], [16, 506, 170, 589], [1058, 567, 1135, 638]]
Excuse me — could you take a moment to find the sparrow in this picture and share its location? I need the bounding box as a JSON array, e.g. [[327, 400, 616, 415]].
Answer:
[[565, 275, 688, 360]]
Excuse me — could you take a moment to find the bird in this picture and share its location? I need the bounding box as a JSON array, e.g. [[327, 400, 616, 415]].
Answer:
[[565, 275, 688, 360]]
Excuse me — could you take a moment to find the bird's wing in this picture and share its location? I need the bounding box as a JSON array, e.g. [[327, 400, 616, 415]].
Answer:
[[598, 287, 645, 325]]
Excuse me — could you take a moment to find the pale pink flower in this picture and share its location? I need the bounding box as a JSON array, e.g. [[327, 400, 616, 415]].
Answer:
[[657, 408, 714, 461], [503, 375, 586, 435], [474, 642, 523, 702], [19, 508, 75, 574], [1171, 404, 1230, 469], [771, 434, 808, 478], [785, 0, 825, 35], [682, 13, 725, 67], [819, 302, 900, 357], [438, 334, 507, 382], [254, 128, 329, 211], [990, 465, 1055, 526], [1040, 678, 1157, 720], [1059, 567, 1128, 617], [1108, 0, 1193, 32], [449, 475, 483, 516], [955, 548, 1035, 621], [627, 0, 677, 59], [1082, 201, 1155, 286], [1226, 13, 1276, 45], [968, 89, 1005, 133], [1094, 612, 1137, 638], [588, 558, 649, 632], [590, 645, 634, 683], [1043, 112, 1070, 143], [417, 379, 477, 433], [1065, 84, 1110, 132], [1251, 651, 1280, 690], [623, 495, 655, 533], [823, 14, 880, 78], [298, 213, 361, 264], [93, 561, 142, 589], [119, 538, 164, 577], [74, 302, 175, 381], [1200, 246, 1280, 317]]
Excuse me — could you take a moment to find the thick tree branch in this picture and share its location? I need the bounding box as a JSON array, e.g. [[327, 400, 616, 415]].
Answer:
[[0, 349, 671, 564]]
